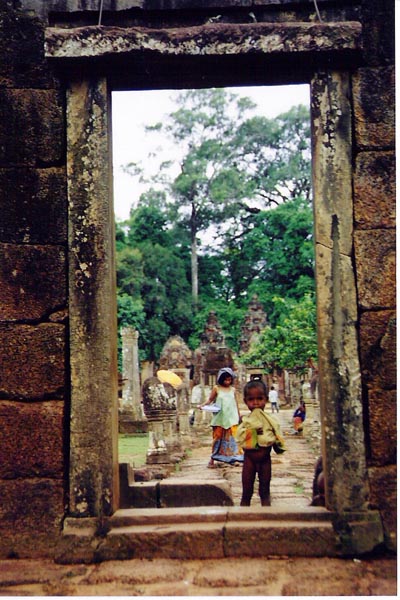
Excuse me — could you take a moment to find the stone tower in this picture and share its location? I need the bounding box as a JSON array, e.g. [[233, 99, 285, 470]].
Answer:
[[239, 294, 268, 354], [192, 311, 234, 387]]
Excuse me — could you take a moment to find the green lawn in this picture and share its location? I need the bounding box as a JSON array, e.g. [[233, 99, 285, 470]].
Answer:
[[118, 433, 149, 467]]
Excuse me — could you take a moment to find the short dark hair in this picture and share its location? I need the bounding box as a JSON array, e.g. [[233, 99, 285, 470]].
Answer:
[[243, 379, 268, 399]]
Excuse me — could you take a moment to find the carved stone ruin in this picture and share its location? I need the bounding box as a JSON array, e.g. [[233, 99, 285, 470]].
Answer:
[[159, 336, 193, 439], [191, 311, 235, 428], [239, 294, 268, 355], [141, 376, 181, 464]]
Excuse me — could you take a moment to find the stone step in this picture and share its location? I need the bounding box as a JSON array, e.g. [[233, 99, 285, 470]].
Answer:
[[56, 507, 384, 563], [110, 505, 333, 525], [120, 476, 234, 509]]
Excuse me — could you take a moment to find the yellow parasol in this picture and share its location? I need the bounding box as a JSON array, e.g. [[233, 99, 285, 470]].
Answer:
[[156, 370, 183, 389]]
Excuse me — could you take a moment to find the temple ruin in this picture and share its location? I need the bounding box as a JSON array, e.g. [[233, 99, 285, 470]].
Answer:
[[0, 0, 395, 561]]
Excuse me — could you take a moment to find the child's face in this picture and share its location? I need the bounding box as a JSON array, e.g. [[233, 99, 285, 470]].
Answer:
[[220, 376, 232, 387], [244, 387, 267, 410]]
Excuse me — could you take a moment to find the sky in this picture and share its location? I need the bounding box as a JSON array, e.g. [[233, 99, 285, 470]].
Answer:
[[111, 84, 310, 221]]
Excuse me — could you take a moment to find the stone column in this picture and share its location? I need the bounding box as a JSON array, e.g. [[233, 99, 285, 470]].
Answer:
[[311, 70, 369, 512], [121, 327, 143, 421], [67, 77, 119, 517]]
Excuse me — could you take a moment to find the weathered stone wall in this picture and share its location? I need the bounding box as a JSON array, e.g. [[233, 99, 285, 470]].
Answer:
[[0, 0, 395, 557], [352, 2, 396, 549], [0, 1, 67, 557]]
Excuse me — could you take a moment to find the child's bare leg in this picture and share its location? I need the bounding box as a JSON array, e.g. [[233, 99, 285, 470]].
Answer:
[[259, 450, 272, 506], [240, 453, 256, 506]]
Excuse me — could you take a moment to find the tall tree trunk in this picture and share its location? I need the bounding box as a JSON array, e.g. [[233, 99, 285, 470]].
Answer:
[[190, 201, 198, 310]]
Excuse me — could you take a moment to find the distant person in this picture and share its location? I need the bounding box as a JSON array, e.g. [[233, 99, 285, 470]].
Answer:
[[311, 456, 325, 506], [236, 380, 285, 506], [200, 367, 243, 468], [268, 385, 279, 413], [293, 400, 306, 434]]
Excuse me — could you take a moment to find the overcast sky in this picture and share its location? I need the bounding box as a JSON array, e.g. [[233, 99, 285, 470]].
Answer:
[[111, 84, 310, 221]]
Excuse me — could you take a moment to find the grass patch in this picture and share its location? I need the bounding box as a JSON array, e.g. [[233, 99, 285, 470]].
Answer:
[[294, 481, 305, 494], [118, 433, 149, 467]]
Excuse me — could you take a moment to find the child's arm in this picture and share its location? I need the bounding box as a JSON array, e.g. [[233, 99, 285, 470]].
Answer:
[[234, 389, 241, 421], [200, 386, 217, 408]]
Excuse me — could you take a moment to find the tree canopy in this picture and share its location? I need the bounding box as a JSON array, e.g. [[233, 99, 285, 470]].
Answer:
[[116, 87, 317, 367], [241, 293, 318, 372]]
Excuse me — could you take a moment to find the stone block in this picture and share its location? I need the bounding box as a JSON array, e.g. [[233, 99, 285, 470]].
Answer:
[[224, 521, 338, 557], [332, 511, 384, 556], [0, 323, 66, 399], [0, 243, 67, 322], [359, 0, 395, 66], [0, 479, 64, 558], [0, 3, 57, 89], [359, 310, 396, 389], [159, 478, 234, 507], [353, 67, 395, 149], [354, 151, 395, 229], [368, 465, 397, 551], [97, 522, 225, 561], [0, 168, 67, 244], [118, 415, 148, 434], [354, 230, 395, 310], [366, 388, 396, 466], [0, 89, 64, 167], [124, 482, 158, 509], [0, 400, 64, 478]]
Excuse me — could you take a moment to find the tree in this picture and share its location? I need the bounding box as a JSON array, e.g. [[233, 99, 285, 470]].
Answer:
[[119, 89, 314, 360], [222, 197, 315, 320], [116, 191, 193, 361], [241, 293, 318, 371], [124, 93, 311, 310], [124, 89, 259, 307], [230, 104, 312, 206]]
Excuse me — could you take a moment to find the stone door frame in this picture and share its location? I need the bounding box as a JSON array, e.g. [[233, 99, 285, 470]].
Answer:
[[46, 22, 370, 520]]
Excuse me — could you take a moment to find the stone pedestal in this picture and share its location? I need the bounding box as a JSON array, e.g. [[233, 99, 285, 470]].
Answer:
[[142, 377, 181, 464]]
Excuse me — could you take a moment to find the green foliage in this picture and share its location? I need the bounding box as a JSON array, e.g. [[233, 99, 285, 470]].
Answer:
[[242, 293, 318, 371], [231, 104, 311, 204], [116, 246, 144, 298], [117, 87, 315, 363], [222, 197, 315, 321], [116, 192, 193, 361]]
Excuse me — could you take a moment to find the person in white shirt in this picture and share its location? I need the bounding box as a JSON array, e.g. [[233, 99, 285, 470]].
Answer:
[[268, 385, 279, 413]]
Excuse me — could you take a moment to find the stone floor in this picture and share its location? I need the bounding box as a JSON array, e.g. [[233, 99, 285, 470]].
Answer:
[[0, 553, 396, 595]]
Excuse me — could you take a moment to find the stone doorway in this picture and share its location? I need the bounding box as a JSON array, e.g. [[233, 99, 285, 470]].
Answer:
[[112, 84, 321, 508], [46, 22, 370, 527]]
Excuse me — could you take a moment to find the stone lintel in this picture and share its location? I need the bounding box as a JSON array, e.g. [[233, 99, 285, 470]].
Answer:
[[45, 22, 362, 60]]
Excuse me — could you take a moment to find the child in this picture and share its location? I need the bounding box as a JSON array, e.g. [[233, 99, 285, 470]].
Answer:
[[201, 367, 243, 468], [293, 400, 306, 434], [236, 379, 284, 506]]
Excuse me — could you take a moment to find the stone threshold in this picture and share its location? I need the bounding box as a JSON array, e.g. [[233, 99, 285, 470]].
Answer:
[[55, 506, 384, 563]]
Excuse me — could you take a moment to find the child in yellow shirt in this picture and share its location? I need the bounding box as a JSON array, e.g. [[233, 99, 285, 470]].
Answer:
[[236, 380, 285, 506]]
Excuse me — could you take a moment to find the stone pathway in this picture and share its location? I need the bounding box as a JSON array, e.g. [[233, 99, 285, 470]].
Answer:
[[172, 408, 320, 508], [1, 410, 394, 596]]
